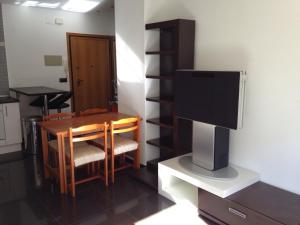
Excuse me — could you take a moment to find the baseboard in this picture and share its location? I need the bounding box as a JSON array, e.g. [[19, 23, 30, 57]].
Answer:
[[0, 144, 22, 154]]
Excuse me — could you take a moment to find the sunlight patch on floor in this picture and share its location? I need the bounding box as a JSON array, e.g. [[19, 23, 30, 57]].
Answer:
[[135, 201, 209, 225]]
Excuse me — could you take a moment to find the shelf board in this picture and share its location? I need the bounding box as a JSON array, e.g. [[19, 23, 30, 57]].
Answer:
[[147, 137, 174, 151], [146, 117, 174, 129], [145, 50, 175, 55], [145, 19, 180, 30], [146, 75, 173, 80], [146, 96, 173, 105]]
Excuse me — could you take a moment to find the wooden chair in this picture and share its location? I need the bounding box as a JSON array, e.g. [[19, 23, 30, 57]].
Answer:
[[66, 123, 108, 197], [43, 112, 74, 182], [93, 117, 140, 183], [80, 108, 108, 116]]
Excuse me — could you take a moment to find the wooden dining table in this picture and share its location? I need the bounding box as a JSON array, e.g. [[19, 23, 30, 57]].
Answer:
[[39, 112, 136, 194]]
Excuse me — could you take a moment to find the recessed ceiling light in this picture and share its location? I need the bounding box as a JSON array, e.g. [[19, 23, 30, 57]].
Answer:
[[14, 1, 21, 5], [38, 2, 60, 9], [22, 1, 39, 7], [62, 0, 101, 13]]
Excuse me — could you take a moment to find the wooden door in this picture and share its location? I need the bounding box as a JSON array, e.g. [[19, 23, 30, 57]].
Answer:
[[68, 34, 112, 114]]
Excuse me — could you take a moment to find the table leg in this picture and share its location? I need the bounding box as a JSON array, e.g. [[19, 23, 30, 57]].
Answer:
[[44, 94, 49, 116], [41, 127, 49, 178], [57, 134, 65, 194]]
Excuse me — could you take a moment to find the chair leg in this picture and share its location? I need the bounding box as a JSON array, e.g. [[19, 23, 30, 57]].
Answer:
[[120, 154, 125, 165], [104, 158, 108, 186], [86, 164, 90, 175], [111, 153, 115, 184], [97, 161, 101, 173], [92, 162, 95, 175], [70, 162, 76, 198]]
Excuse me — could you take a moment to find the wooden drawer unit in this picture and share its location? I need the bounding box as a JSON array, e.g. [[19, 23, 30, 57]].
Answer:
[[199, 182, 300, 225]]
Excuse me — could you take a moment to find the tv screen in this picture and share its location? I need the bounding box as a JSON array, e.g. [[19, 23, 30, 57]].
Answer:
[[175, 70, 245, 130]]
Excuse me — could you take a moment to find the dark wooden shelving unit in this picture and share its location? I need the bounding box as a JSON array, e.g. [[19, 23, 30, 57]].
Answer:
[[145, 50, 176, 55], [132, 19, 195, 189], [146, 137, 174, 152], [145, 19, 195, 176], [146, 96, 173, 104], [145, 75, 173, 80], [146, 117, 174, 129]]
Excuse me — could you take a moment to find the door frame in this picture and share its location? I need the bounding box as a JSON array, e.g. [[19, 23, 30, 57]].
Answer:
[[66, 33, 115, 113]]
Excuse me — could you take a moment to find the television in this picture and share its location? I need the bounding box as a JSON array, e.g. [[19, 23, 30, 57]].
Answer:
[[175, 70, 245, 130]]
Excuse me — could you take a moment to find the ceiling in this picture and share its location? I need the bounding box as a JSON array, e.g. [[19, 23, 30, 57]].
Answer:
[[0, 0, 114, 13]]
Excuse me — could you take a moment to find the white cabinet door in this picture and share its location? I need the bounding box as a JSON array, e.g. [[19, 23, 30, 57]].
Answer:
[[3, 103, 22, 145], [0, 105, 6, 145]]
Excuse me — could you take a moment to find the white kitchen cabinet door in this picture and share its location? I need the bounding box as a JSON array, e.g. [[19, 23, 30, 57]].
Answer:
[[0, 105, 6, 145], [3, 103, 22, 145]]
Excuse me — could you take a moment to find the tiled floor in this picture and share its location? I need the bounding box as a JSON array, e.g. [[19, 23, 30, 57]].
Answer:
[[0, 153, 174, 225]]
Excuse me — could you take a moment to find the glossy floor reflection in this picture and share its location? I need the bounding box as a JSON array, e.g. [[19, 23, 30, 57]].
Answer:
[[0, 153, 174, 225]]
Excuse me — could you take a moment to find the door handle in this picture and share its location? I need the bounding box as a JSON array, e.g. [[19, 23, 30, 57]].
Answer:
[[5, 106, 8, 117], [77, 79, 84, 86]]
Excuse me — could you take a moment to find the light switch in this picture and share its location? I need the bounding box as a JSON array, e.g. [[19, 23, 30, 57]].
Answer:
[[55, 18, 64, 25]]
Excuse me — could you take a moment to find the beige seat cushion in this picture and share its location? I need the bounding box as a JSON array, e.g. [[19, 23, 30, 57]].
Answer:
[[93, 135, 138, 155], [66, 142, 105, 167], [48, 139, 105, 167], [48, 139, 70, 150]]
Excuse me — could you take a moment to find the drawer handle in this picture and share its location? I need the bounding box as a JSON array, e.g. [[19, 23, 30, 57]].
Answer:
[[229, 207, 247, 219]]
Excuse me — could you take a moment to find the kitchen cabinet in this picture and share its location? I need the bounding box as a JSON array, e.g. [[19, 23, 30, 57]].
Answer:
[[0, 104, 6, 145], [0, 101, 22, 154]]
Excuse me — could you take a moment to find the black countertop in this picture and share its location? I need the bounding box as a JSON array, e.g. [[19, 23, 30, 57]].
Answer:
[[0, 96, 19, 104], [10, 86, 69, 96]]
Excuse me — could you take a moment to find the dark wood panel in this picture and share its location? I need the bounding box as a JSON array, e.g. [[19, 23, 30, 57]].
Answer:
[[198, 188, 283, 225], [228, 182, 300, 225]]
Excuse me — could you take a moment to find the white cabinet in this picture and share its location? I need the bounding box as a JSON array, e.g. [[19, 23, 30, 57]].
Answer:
[[3, 103, 22, 145], [0, 102, 22, 153], [0, 105, 6, 144]]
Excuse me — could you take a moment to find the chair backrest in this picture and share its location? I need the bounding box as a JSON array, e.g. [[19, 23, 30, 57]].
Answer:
[[68, 123, 108, 162], [69, 123, 108, 143], [80, 108, 108, 116], [43, 112, 74, 121], [111, 117, 140, 140]]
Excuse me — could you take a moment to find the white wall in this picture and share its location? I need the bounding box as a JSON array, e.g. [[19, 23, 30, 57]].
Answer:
[[2, 4, 115, 90], [115, 0, 153, 164], [145, 0, 300, 194]]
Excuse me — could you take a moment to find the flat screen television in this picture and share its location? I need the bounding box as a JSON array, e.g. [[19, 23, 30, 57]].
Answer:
[[175, 70, 246, 130]]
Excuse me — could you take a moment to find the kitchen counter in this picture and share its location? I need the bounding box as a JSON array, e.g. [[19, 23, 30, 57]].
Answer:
[[0, 96, 19, 104]]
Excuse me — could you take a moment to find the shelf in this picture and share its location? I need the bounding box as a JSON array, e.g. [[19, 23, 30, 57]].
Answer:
[[146, 75, 173, 80], [147, 137, 174, 151], [146, 51, 175, 55], [147, 158, 161, 173], [145, 19, 180, 30], [146, 96, 173, 105], [146, 117, 174, 129]]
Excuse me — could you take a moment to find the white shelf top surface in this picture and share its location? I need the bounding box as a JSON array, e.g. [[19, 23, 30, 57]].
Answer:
[[159, 153, 260, 198]]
